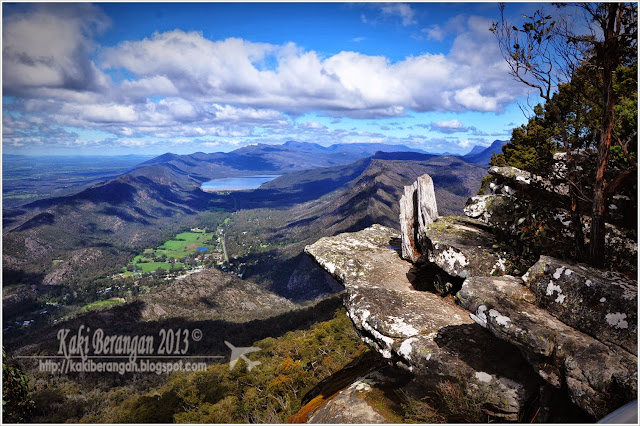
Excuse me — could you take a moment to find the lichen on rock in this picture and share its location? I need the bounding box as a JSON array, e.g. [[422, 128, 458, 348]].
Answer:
[[305, 224, 541, 419], [303, 169, 637, 423]]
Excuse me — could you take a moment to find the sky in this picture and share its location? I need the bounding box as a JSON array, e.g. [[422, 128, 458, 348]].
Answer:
[[2, 1, 559, 156]]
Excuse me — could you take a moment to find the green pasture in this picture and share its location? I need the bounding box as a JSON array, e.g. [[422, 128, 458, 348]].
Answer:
[[82, 299, 123, 311], [137, 262, 184, 273], [127, 230, 213, 274]]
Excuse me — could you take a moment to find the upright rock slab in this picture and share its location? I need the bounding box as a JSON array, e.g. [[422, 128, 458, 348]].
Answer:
[[400, 174, 438, 262]]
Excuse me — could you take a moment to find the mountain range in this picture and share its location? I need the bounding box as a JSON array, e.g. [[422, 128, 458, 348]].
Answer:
[[2, 140, 491, 424], [2, 141, 490, 324]]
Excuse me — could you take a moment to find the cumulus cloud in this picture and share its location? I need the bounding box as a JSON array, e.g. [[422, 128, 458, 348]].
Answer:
[[3, 6, 529, 152], [96, 17, 523, 116], [2, 3, 111, 96]]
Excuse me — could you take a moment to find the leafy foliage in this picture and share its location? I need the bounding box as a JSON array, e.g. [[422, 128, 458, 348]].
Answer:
[[493, 104, 559, 175], [2, 348, 35, 422], [22, 308, 365, 423], [492, 3, 638, 265]]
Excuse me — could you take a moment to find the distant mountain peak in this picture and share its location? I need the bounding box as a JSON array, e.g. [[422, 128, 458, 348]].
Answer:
[[465, 145, 487, 156], [462, 140, 508, 165]]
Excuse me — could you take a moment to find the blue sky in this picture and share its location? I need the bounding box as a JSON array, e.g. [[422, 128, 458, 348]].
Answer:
[[3, 2, 554, 156]]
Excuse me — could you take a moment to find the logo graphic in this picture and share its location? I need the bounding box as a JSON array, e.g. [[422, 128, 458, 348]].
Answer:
[[224, 341, 261, 371]]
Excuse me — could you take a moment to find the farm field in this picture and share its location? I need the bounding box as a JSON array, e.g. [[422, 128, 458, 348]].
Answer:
[[125, 229, 218, 275], [81, 298, 124, 311]]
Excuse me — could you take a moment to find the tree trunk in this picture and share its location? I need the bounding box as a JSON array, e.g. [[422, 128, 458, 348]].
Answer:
[[589, 3, 620, 267], [589, 101, 614, 267]]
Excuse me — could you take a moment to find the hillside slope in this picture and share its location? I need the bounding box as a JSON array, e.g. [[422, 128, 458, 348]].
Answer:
[[2, 149, 485, 305], [221, 155, 486, 299]]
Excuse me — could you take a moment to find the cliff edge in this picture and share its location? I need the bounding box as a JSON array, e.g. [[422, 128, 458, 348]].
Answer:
[[302, 167, 637, 423]]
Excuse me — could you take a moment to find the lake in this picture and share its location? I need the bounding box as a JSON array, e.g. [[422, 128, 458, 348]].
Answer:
[[201, 175, 280, 191]]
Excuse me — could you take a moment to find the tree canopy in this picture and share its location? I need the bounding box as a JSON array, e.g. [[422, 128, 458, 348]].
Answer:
[[491, 2, 637, 266]]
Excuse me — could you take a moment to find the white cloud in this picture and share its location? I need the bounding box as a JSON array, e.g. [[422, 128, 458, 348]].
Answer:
[[120, 76, 179, 99], [3, 7, 530, 152], [434, 119, 464, 129], [421, 15, 466, 42], [300, 121, 326, 130], [2, 3, 111, 95], [101, 31, 277, 100], [11, 15, 526, 119], [430, 119, 471, 133], [380, 3, 417, 26], [80, 104, 138, 123]]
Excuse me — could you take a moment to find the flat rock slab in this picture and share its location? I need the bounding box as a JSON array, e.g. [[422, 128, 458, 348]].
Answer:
[[457, 275, 637, 419], [525, 255, 637, 355], [419, 216, 506, 279], [305, 224, 541, 419]]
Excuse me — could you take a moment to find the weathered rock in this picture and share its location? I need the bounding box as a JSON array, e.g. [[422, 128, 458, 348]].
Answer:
[[464, 194, 522, 232], [457, 275, 637, 419], [418, 216, 507, 279], [306, 375, 388, 423], [399, 174, 438, 262], [305, 224, 541, 419], [467, 182, 637, 275], [488, 166, 569, 197], [524, 256, 637, 355]]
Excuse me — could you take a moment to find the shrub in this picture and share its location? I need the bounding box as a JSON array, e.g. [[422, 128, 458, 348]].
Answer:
[[2, 349, 35, 422]]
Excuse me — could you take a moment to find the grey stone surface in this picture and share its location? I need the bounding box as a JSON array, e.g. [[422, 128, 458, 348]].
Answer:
[[305, 225, 540, 419], [467, 169, 637, 274], [488, 165, 569, 197], [525, 255, 637, 355], [399, 174, 438, 262], [457, 274, 637, 419], [307, 376, 387, 424], [464, 194, 521, 232], [419, 216, 507, 279]]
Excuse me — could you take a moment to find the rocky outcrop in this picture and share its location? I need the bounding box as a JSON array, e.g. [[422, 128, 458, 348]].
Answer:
[[457, 271, 637, 419], [465, 165, 638, 274], [306, 376, 388, 423], [399, 174, 438, 262], [419, 216, 507, 281], [304, 171, 637, 423], [524, 256, 637, 355], [305, 225, 541, 420]]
